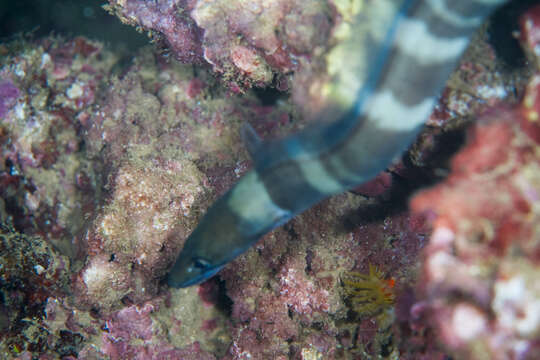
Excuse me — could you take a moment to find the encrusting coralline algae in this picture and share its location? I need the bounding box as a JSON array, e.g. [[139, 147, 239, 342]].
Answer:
[[1, 1, 540, 359]]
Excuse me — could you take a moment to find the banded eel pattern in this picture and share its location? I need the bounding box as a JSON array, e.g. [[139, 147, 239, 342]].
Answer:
[[168, 0, 509, 288]]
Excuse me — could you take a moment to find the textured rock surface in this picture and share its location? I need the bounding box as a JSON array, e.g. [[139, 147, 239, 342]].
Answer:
[[0, 36, 115, 258], [1, 2, 538, 359], [104, 0, 340, 96], [410, 6, 540, 359]]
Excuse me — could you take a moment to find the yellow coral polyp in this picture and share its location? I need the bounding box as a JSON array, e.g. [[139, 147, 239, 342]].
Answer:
[[342, 264, 395, 316]]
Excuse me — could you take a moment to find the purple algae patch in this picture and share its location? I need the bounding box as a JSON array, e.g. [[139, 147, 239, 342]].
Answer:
[[0, 80, 20, 118]]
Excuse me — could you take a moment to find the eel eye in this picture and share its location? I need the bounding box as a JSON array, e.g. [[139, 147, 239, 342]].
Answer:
[[193, 257, 211, 270]]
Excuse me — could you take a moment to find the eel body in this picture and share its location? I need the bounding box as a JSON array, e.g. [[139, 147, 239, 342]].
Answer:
[[168, 0, 509, 287]]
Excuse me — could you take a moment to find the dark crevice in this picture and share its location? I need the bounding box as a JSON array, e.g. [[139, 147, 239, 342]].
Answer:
[[488, 0, 540, 68], [252, 86, 287, 106], [213, 277, 234, 317]]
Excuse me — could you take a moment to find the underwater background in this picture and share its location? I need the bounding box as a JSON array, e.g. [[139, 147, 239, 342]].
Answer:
[[1, 0, 540, 359]]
